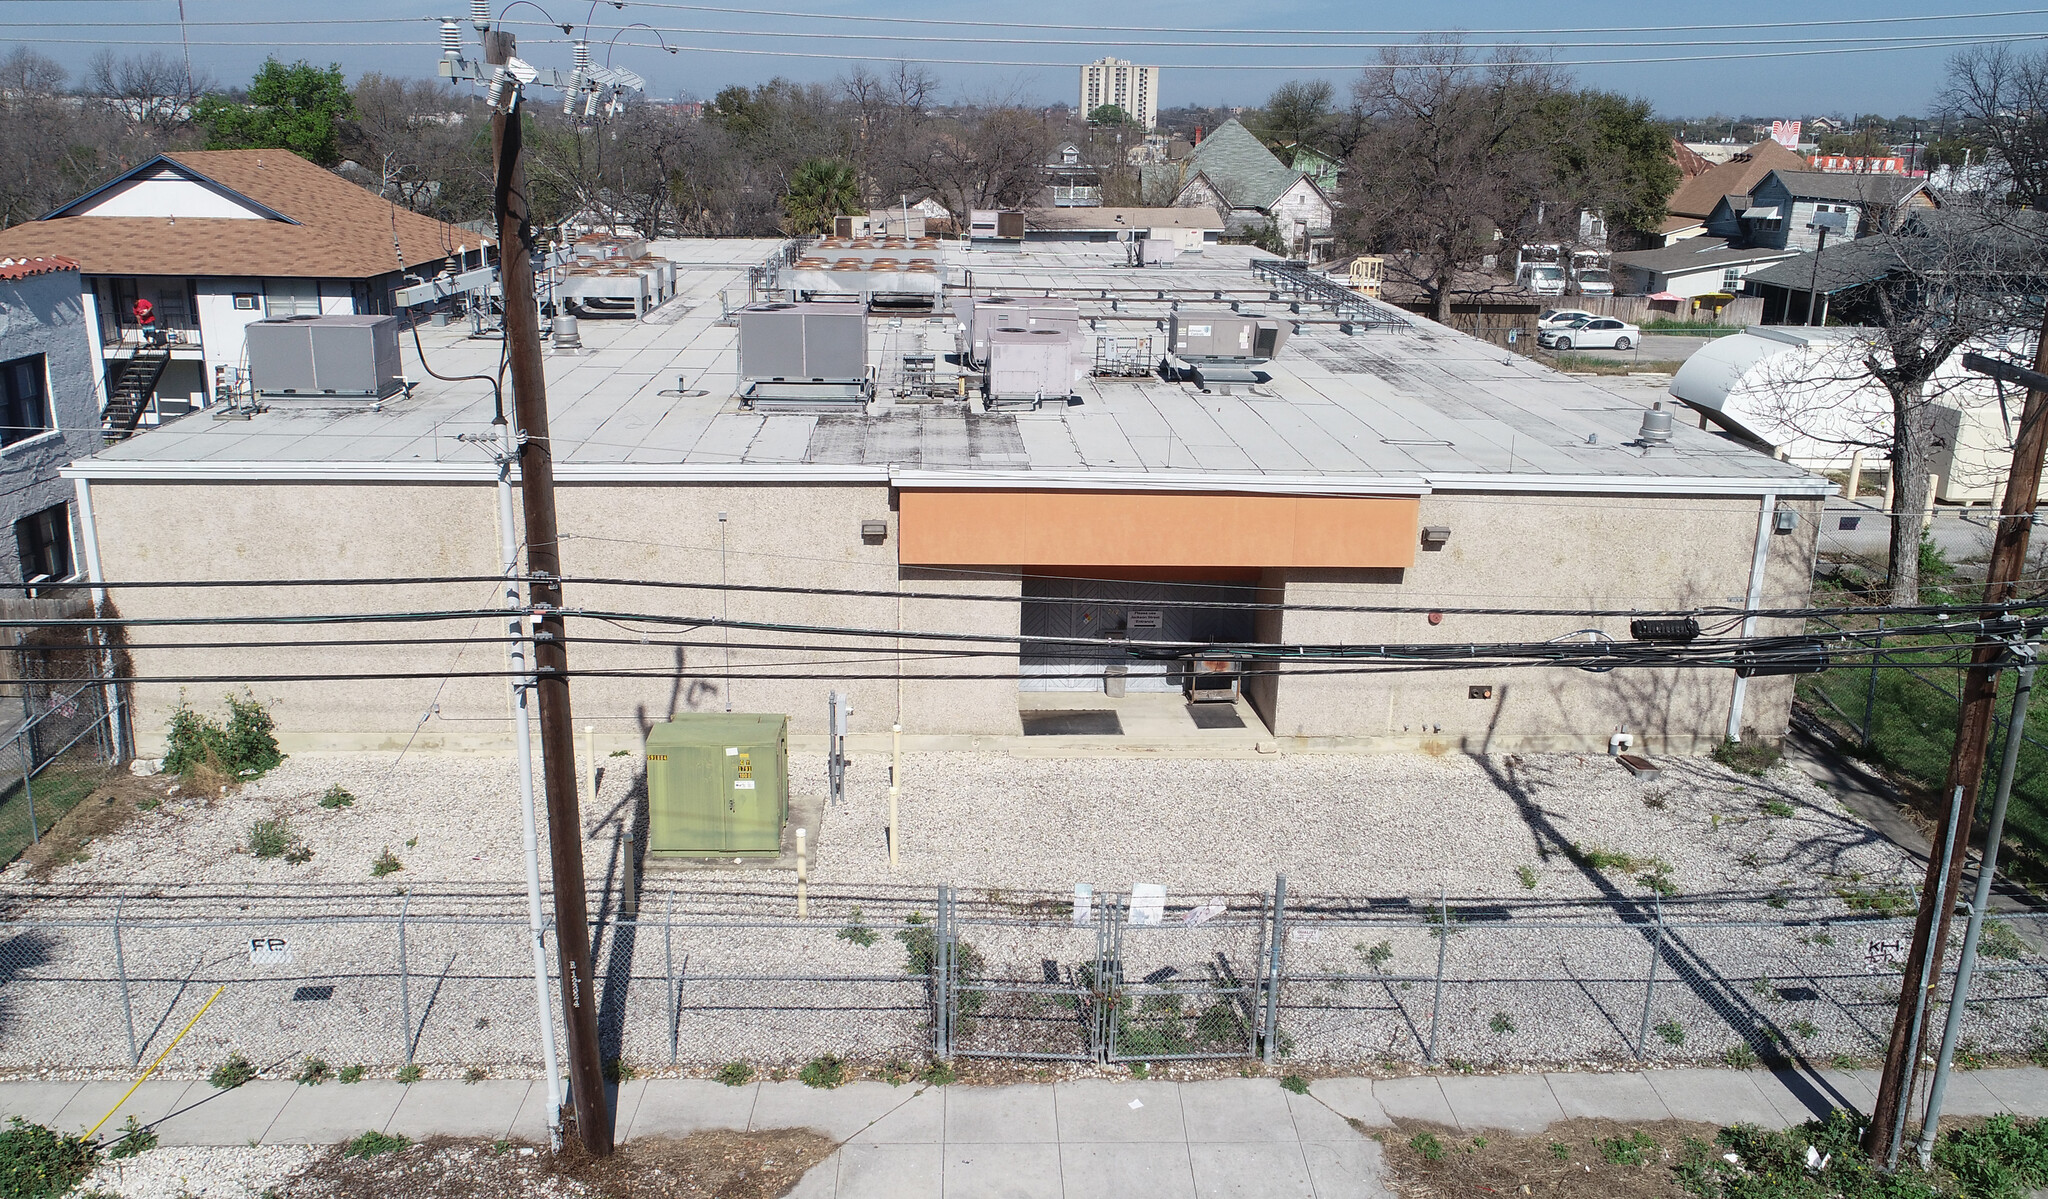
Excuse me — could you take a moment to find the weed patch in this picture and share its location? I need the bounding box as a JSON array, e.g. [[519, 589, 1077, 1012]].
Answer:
[[208, 1052, 256, 1090], [0, 1117, 99, 1198]]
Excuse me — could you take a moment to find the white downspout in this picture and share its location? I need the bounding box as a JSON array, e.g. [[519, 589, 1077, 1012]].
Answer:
[[71, 477, 127, 759], [1726, 492, 1778, 742]]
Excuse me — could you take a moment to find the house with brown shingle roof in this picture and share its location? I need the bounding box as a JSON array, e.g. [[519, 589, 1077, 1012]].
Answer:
[[1658, 139, 1809, 245], [0, 151, 484, 437]]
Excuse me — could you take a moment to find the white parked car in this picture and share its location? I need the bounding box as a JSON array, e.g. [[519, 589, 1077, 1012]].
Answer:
[[1539, 317, 1640, 351], [1538, 308, 1598, 329]]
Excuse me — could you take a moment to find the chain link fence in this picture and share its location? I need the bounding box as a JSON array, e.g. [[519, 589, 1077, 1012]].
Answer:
[[0, 677, 123, 864], [3, 882, 2047, 1076]]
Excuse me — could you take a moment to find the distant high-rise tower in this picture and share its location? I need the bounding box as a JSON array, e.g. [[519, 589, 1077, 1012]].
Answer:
[[1080, 57, 1158, 130]]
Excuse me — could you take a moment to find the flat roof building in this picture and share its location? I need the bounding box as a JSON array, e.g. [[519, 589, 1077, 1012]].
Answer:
[[1081, 57, 1158, 131], [65, 241, 1830, 756]]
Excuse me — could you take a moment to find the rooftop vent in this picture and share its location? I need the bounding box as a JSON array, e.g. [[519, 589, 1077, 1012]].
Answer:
[[1638, 402, 1674, 450]]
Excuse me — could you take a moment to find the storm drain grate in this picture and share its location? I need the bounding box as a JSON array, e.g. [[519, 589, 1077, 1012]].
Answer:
[[291, 985, 335, 1002], [1021, 710, 1123, 736]]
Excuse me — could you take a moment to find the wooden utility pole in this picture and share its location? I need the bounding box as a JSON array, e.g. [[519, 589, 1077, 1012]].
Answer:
[[485, 29, 611, 1156], [1865, 308, 2048, 1162]]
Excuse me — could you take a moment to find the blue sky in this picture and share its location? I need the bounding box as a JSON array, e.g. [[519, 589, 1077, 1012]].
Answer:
[[7, 0, 2043, 118]]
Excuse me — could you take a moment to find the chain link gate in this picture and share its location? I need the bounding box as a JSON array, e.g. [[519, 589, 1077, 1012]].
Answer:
[[934, 881, 1281, 1065]]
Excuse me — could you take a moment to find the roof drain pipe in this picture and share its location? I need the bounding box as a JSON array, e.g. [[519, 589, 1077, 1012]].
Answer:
[[1725, 492, 1779, 743], [498, 414, 564, 1148]]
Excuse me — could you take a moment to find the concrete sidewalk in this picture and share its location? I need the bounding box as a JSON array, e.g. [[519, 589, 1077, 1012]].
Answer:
[[11, 1066, 2048, 1198]]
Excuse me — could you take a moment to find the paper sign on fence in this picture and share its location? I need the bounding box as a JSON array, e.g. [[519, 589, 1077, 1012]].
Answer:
[[1129, 883, 1166, 927], [248, 936, 291, 966]]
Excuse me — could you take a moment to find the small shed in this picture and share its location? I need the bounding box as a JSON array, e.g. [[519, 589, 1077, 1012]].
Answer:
[[645, 714, 789, 857]]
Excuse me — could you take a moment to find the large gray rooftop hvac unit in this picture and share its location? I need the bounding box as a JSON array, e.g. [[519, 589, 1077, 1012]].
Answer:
[[245, 315, 404, 402], [737, 302, 870, 410], [1165, 311, 1289, 393]]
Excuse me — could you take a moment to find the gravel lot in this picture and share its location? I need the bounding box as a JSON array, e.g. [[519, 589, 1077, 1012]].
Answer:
[[4, 747, 2037, 1075], [80, 1145, 315, 1198], [0, 747, 1923, 900]]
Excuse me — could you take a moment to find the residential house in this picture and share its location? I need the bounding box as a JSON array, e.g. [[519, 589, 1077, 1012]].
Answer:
[[1702, 170, 1933, 252], [1609, 239, 1803, 300], [1143, 118, 1334, 259], [1044, 142, 1103, 208], [1615, 167, 1935, 301], [1286, 144, 1341, 190], [0, 257, 101, 590], [0, 150, 484, 439], [1657, 138, 1809, 245]]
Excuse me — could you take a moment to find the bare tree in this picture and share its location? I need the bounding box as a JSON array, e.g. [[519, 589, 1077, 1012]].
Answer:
[[1337, 40, 1561, 323], [342, 74, 490, 221], [905, 105, 1055, 226], [1939, 44, 2048, 208], [1738, 200, 2048, 601], [1254, 78, 1334, 153], [86, 50, 205, 138]]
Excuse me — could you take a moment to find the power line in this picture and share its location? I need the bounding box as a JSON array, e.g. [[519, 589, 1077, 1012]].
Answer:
[[613, 3, 2048, 37], [4, 32, 2037, 69]]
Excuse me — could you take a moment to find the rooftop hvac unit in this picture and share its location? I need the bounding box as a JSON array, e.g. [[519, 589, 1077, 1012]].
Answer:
[[245, 315, 404, 403], [969, 209, 1026, 241], [737, 302, 870, 410], [1168, 311, 1288, 362], [987, 327, 1078, 408], [965, 296, 1080, 367]]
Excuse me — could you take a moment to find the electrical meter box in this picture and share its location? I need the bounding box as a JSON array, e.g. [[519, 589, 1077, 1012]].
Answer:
[[645, 714, 789, 858]]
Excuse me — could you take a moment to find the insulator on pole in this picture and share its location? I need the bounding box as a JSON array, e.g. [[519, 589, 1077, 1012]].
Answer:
[[470, 0, 491, 32], [573, 40, 591, 73], [440, 19, 463, 57]]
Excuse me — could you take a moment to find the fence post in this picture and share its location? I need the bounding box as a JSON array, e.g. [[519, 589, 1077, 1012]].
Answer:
[[1427, 888, 1448, 1064], [1636, 895, 1665, 1061], [665, 889, 677, 1066], [20, 729, 35, 847], [396, 893, 414, 1064], [936, 885, 952, 1058], [1263, 873, 1287, 1065], [1862, 616, 1883, 749], [112, 902, 137, 1066]]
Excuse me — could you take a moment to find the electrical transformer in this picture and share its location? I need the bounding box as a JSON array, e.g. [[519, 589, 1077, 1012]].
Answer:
[[645, 714, 789, 857]]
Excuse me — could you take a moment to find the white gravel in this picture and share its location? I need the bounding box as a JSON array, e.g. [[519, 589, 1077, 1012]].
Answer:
[[79, 1145, 314, 1198], [2, 747, 1921, 901], [3, 746, 2027, 1074]]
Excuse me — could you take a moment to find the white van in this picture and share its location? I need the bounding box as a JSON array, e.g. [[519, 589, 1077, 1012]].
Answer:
[[1574, 266, 1614, 296]]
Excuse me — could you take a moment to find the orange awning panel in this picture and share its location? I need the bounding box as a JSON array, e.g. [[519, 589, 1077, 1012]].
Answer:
[[898, 490, 1419, 568]]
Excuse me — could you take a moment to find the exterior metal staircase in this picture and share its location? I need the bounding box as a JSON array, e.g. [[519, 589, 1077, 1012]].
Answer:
[[102, 348, 170, 441]]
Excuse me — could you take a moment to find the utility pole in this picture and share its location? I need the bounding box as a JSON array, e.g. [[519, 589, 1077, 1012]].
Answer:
[[1865, 307, 2048, 1163], [486, 29, 611, 1156]]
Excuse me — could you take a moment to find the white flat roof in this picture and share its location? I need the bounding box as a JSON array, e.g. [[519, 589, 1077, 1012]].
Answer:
[[74, 240, 1828, 496]]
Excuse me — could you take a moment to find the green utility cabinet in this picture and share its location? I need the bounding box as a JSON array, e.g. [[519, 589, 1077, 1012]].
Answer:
[[645, 714, 789, 857]]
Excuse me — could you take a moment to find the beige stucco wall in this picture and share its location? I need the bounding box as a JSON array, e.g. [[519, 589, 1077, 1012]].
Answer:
[[90, 479, 1022, 754], [1260, 491, 1823, 753], [85, 479, 1820, 757]]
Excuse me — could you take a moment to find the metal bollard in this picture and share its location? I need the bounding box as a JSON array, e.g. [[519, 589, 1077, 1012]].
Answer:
[[889, 723, 902, 870], [622, 831, 638, 922], [795, 827, 808, 917]]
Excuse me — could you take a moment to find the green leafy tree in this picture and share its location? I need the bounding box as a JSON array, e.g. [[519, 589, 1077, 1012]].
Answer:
[[196, 58, 355, 166], [1086, 104, 1133, 126], [783, 157, 861, 234]]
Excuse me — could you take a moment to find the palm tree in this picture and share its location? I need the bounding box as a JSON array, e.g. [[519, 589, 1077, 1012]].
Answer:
[[784, 158, 862, 235]]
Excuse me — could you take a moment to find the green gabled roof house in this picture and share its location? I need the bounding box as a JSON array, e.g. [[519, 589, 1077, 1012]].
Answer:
[[1142, 118, 1335, 259]]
